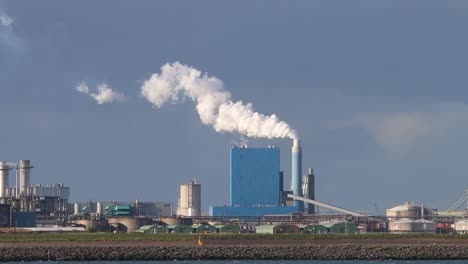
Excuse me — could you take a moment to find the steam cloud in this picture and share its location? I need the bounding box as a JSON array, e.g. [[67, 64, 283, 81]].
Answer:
[[6, 162, 17, 167], [76, 82, 125, 104], [0, 14, 13, 28], [141, 62, 297, 139]]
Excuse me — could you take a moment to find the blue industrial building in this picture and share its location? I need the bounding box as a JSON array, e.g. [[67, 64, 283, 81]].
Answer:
[[210, 146, 298, 217], [231, 147, 280, 207]]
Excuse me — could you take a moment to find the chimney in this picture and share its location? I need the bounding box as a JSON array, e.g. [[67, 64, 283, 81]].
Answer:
[[291, 139, 303, 211]]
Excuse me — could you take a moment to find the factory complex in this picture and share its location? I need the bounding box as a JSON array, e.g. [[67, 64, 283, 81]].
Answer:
[[0, 139, 467, 234]]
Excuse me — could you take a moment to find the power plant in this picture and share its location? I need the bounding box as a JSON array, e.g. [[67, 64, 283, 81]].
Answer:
[[0, 160, 70, 226], [209, 139, 320, 216], [0, 139, 465, 235]]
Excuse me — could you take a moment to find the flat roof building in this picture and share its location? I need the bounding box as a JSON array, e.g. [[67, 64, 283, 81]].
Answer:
[[210, 146, 297, 217], [230, 147, 281, 207]]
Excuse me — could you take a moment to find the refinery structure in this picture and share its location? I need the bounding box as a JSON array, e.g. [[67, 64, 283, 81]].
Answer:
[[0, 138, 467, 234]]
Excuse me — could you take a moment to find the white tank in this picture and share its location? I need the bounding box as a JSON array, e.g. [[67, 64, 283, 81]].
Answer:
[[455, 220, 468, 234], [0, 162, 10, 198], [96, 202, 102, 215], [74, 203, 81, 215], [19, 160, 32, 196], [388, 219, 436, 233], [177, 179, 201, 216]]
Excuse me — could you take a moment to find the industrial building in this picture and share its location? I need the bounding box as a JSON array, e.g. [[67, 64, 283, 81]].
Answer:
[[230, 146, 281, 207], [74, 201, 172, 218], [177, 179, 201, 217], [210, 143, 300, 217], [0, 160, 70, 227]]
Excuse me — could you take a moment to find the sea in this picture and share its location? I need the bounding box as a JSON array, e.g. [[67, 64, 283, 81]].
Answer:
[[2, 261, 466, 264]]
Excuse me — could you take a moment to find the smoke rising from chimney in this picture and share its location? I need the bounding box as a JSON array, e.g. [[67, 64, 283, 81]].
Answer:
[[141, 62, 297, 139]]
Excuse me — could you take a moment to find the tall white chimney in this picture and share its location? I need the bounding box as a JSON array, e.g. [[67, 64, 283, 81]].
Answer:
[[19, 160, 33, 196], [0, 162, 10, 198], [291, 139, 303, 211]]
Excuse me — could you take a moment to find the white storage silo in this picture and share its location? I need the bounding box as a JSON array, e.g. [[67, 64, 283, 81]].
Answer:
[[74, 203, 81, 215], [0, 162, 10, 198], [177, 179, 201, 217], [96, 202, 103, 215]]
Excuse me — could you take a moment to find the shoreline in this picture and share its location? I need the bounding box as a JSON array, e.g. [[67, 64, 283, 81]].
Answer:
[[0, 239, 468, 261]]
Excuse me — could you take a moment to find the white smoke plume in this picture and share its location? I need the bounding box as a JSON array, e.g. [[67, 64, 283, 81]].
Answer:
[[76, 82, 125, 104], [0, 13, 13, 28], [6, 162, 17, 167], [141, 62, 297, 139]]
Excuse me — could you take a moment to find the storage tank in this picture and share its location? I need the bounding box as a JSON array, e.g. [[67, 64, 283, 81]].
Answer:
[[386, 202, 428, 218], [18, 160, 32, 196], [96, 202, 102, 215], [161, 217, 193, 226], [0, 162, 10, 198], [74, 203, 81, 215], [388, 219, 436, 233], [455, 220, 468, 234], [108, 217, 153, 233], [71, 219, 109, 232]]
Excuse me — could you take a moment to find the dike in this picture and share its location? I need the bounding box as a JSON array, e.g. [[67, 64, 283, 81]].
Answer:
[[0, 245, 467, 261]]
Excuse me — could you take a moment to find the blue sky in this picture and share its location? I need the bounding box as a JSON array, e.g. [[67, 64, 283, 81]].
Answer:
[[1, 1, 467, 215]]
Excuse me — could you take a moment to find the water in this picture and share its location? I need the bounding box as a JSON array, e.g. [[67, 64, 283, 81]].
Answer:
[[3, 261, 465, 264]]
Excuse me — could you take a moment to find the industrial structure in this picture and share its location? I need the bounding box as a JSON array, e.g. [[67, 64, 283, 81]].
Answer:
[[210, 144, 299, 216], [302, 168, 315, 214], [0, 160, 70, 227], [177, 179, 201, 217], [291, 139, 303, 211], [1, 141, 466, 235]]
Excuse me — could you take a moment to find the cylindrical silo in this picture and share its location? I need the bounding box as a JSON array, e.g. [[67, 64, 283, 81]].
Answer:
[[19, 160, 32, 196], [0, 162, 10, 198], [291, 139, 303, 211], [74, 203, 81, 215], [96, 202, 103, 215]]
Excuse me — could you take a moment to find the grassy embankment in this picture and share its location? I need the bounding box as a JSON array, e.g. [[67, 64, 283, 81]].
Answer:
[[0, 232, 467, 243]]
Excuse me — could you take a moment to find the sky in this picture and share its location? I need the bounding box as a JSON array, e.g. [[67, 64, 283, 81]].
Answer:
[[1, 1, 467, 215]]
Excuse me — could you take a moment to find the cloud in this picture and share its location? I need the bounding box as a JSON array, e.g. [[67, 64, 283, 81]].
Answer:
[[0, 11, 24, 51], [0, 13, 13, 28], [357, 102, 468, 152], [76, 82, 89, 94], [76, 82, 125, 105]]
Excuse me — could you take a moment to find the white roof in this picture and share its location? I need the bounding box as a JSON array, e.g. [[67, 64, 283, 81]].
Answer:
[[387, 202, 419, 211]]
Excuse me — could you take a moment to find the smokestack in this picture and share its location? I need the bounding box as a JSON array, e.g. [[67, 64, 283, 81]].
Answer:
[[0, 162, 10, 198], [291, 139, 303, 211], [19, 160, 33, 196], [303, 168, 315, 214]]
